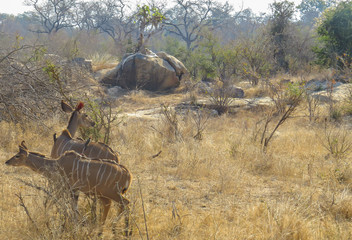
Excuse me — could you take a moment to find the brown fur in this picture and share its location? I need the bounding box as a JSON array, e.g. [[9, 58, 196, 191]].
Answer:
[[6, 143, 132, 225], [55, 101, 120, 163], [51, 130, 120, 163]]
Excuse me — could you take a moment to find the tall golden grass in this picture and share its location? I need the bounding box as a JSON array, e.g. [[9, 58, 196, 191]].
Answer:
[[2, 89, 352, 239]]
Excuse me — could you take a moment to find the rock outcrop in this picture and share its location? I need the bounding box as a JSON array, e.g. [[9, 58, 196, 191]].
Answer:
[[101, 51, 188, 91]]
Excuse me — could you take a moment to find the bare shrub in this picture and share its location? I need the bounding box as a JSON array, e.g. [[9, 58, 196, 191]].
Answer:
[[205, 81, 234, 115], [190, 108, 210, 140], [0, 43, 60, 123], [0, 36, 97, 125], [304, 89, 321, 122], [319, 121, 352, 159], [160, 104, 183, 142], [258, 82, 303, 151]]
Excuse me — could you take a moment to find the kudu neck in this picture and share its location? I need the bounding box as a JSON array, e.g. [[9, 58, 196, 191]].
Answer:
[[67, 112, 79, 137], [27, 152, 58, 174]]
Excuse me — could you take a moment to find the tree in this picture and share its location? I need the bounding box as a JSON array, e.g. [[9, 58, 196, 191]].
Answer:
[[314, 1, 352, 68], [25, 0, 76, 34], [75, 0, 135, 54], [135, 4, 165, 53], [269, 0, 295, 72], [164, 0, 232, 50], [297, 0, 334, 25]]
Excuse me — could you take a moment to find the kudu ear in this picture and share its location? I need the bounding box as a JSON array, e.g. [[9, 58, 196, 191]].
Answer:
[[19, 141, 29, 155], [61, 100, 74, 113], [20, 141, 28, 150]]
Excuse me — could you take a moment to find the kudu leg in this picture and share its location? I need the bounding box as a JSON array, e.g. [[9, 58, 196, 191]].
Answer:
[[124, 204, 132, 237], [115, 194, 131, 237], [71, 190, 80, 218], [99, 197, 112, 224]]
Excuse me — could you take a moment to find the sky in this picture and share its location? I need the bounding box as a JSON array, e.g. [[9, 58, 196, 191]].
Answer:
[[0, 0, 303, 15]]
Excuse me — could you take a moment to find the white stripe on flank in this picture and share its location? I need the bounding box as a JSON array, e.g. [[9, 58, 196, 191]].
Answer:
[[115, 169, 122, 192], [80, 160, 85, 180], [104, 166, 113, 186], [76, 159, 80, 180], [97, 148, 103, 159], [86, 160, 90, 180], [98, 165, 108, 186], [71, 156, 77, 178], [88, 146, 94, 158], [95, 163, 104, 184]]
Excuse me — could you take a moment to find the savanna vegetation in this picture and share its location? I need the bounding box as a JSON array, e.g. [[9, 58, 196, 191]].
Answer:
[[1, 0, 352, 239]]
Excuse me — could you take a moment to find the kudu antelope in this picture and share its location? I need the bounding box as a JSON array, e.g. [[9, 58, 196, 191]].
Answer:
[[51, 101, 120, 163], [5, 141, 132, 227]]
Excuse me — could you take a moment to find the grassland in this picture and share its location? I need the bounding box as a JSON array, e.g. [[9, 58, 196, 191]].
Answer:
[[1, 80, 352, 240]]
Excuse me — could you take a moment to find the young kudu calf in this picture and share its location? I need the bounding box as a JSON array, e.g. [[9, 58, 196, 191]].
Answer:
[[6, 141, 131, 229], [51, 101, 120, 163]]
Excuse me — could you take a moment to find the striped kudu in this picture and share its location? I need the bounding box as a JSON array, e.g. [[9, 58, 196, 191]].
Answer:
[[5, 141, 132, 228], [51, 101, 120, 163]]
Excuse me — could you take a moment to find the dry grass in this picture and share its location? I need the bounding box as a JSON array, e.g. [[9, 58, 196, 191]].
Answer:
[[2, 88, 352, 239], [89, 53, 119, 72]]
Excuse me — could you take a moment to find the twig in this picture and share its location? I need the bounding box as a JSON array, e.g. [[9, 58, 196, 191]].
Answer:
[[138, 177, 150, 240], [15, 193, 39, 232], [151, 150, 162, 158], [129, 203, 144, 240]]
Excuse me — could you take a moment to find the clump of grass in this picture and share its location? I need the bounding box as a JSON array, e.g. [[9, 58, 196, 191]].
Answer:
[[245, 202, 312, 239], [245, 85, 268, 98], [89, 53, 119, 72]]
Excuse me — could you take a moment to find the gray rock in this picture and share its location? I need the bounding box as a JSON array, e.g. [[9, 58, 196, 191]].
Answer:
[[101, 52, 188, 91], [226, 85, 245, 98], [71, 57, 93, 72], [305, 79, 342, 92], [107, 86, 127, 97], [197, 82, 244, 98], [156, 51, 189, 78]]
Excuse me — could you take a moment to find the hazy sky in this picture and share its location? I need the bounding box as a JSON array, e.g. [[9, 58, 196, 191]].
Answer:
[[0, 0, 303, 15]]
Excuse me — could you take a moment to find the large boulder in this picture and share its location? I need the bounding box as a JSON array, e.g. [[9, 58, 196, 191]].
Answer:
[[156, 51, 188, 77], [101, 51, 188, 91]]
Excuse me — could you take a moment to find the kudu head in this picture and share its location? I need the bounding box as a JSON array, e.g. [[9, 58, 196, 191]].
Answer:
[[61, 100, 95, 136], [5, 141, 29, 166]]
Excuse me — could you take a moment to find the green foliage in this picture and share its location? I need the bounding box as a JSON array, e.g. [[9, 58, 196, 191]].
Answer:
[[13, 34, 24, 49], [161, 36, 188, 62], [32, 47, 47, 62], [287, 82, 304, 98], [81, 98, 122, 145], [188, 30, 239, 81], [42, 61, 61, 84], [136, 5, 165, 28], [135, 4, 165, 52], [42, 60, 70, 102], [315, 1, 352, 68]]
